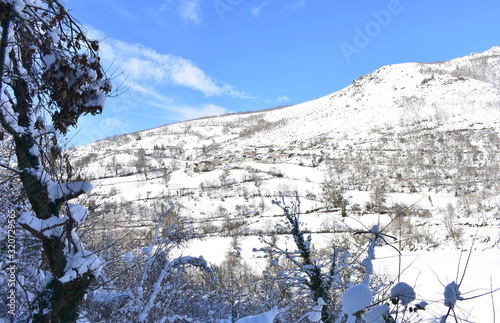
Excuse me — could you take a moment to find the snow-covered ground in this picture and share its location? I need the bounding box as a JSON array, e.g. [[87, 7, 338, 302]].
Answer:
[[376, 246, 500, 322], [69, 46, 500, 322]]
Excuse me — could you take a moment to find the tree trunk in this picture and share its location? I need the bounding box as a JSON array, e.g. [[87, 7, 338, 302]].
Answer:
[[32, 274, 93, 323], [8, 87, 92, 323], [1, 16, 93, 322]]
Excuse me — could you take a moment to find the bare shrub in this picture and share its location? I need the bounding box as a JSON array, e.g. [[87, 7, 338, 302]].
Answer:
[[441, 203, 464, 248]]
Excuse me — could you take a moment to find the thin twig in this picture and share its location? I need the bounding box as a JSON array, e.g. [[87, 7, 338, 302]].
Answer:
[[492, 277, 497, 323], [452, 308, 459, 323], [460, 286, 500, 301], [380, 195, 426, 234], [0, 162, 21, 173], [458, 234, 476, 286]]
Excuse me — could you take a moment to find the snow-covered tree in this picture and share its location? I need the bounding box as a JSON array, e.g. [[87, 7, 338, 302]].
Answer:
[[0, 0, 111, 321], [81, 205, 211, 323], [321, 162, 347, 215], [257, 193, 353, 322]]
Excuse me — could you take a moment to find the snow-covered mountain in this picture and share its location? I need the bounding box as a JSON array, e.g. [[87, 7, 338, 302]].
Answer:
[[71, 46, 500, 321]]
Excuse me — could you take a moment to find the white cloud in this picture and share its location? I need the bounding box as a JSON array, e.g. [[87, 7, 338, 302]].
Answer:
[[87, 27, 252, 99], [251, 2, 268, 18], [177, 0, 202, 25], [101, 117, 128, 131], [113, 80, 228, 122], [265, 96, 291, 103], [285, 0, 306, 11], [179, 104, 227, 120], [160, 0, 202, 25], [83, 27, 253, 126], [136, 95, 227, 121], [170, 57, 224, 95]]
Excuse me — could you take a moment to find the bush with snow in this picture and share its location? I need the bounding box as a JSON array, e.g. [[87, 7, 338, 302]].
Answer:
[[235, 307, 278, 323], [390, 282, 416, 306], [443, 281, 463, 309]]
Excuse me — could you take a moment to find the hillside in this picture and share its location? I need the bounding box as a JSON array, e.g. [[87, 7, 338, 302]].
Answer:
[[72, 45, 500, 239], [70, 46, 500, 322]]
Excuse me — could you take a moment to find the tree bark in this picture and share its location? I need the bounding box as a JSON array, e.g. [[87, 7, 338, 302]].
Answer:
[[1, 7, 94, 322]]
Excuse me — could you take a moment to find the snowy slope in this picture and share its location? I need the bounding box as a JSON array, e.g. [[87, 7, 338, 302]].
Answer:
[[71, 45, 500, 245], [70, 46, 500, 321]]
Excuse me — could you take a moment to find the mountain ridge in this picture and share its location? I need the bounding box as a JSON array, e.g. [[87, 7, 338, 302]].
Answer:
[[77, 45, 500, 148]]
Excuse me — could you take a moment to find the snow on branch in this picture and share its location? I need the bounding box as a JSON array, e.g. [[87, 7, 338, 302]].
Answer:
[[59, 250, 104, 283], [138, 255, 210, 322], [18, 211, 68, 238], [234, 306, 278, 323], [49, 181, 93, 203], [444, 281, 463, 309]]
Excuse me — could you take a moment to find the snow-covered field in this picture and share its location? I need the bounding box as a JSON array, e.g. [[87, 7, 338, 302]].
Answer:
[[68, 46, 500, 322], [375, 247, 500, 322]]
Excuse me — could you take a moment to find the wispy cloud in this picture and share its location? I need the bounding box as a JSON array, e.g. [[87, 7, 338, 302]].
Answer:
[[84, 27, 252, 124], [284, 0, 307, 11], [101, 117, 128, 130], [251, 2, 269, 18], [73, 0, 138, 21], [265, 96, 291, 104], [137, 95, 227, 121], [160, 0, 202, 25], [108, 4, 138, 20], [88, 27, 251, 99], [177, 0, 202, 25], [179, 104, 227, 120]]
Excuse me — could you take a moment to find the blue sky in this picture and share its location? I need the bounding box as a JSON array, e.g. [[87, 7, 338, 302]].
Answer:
[[64, 0, 500, 146]]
